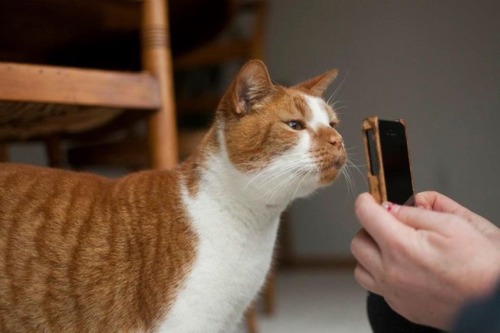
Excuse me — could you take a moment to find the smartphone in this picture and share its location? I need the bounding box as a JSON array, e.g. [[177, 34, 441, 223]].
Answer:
[[362, 117, 442, 332], [362, 116, 414, 205]]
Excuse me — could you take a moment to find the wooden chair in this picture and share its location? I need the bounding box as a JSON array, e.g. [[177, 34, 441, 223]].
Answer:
[[0, 0, 178, 169], [62, 0, 269, 167]]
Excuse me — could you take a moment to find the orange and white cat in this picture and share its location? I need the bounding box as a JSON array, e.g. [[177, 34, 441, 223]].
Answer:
[[0, 60, 346, 332]]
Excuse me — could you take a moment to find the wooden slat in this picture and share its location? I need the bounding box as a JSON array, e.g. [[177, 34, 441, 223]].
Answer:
[[0, 62, 161, 109]]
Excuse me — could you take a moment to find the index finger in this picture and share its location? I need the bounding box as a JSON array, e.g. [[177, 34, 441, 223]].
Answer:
[[415, 191, 498, 236], [354, 193, 411, 248], [414, 191, 467, 214]]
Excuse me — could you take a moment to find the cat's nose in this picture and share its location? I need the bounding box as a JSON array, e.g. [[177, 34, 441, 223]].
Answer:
[[328, 134, 343, 148], [319, 127, 343, 148]]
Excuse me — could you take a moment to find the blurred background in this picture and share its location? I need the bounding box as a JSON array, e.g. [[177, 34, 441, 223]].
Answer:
[[2, 0, 499, 332], [267, 0, 500, 262]]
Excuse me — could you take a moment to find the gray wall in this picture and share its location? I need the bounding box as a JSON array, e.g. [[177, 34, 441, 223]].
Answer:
[[265, 0, 500, 257]]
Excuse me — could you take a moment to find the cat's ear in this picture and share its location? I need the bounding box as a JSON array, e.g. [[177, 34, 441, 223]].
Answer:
[[233, 60, 273, 114], [293, 69, 339, 97]]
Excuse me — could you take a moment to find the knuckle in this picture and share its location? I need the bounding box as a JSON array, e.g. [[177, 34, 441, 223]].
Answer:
[[384, 265, 400, 285]]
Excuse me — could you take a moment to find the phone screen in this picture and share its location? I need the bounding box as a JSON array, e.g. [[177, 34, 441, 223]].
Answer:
[[378, 120, 413, 205]]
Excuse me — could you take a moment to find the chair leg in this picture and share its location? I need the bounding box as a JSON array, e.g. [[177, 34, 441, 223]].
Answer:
[[263, 270, 276, 316], [142, 0, 178, 170], [249, 0, 268, 60], [0, 144, 8, 162], [245, 303, 258, 333], [45, 135, 64, 168]]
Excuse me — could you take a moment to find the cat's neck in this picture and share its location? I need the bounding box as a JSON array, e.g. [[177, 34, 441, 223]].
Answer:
[[179, 125, 289, 222]]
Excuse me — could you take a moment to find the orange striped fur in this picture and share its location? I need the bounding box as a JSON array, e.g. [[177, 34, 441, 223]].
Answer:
[[0, 164, 196, 332]]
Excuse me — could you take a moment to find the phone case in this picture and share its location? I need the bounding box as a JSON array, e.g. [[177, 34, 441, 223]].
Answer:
[[362, 116, 408, 204]]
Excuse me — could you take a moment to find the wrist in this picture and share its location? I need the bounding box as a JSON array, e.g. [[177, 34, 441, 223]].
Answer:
[[467, 252, 500, 300]]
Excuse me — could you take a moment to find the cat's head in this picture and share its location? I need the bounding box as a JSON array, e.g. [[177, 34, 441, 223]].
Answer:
[[215, 60, 346, 203]]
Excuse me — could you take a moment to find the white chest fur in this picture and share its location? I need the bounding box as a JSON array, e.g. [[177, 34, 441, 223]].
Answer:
[[157, 155, 283, 333], [156, 59, 344, 331]]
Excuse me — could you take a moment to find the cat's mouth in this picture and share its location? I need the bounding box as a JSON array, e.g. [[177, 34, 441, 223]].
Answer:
[[322, 158, 345, 171], [316, 155, 346, 183], [318, 155, 346, 172]]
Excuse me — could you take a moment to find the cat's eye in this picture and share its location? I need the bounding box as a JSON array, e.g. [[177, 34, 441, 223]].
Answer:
[[286, 120, 305, 130], [329, 122, 338, 128]]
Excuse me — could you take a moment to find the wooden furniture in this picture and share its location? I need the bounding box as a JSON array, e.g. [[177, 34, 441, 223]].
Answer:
[[142, 0, 178, 168], [0, 0, 178, 169], [63, 0, 269, 166]]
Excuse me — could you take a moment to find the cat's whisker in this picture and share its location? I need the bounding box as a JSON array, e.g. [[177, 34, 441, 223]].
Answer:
[[266, 167, 308, 202], [252, 157, 313, 199], [238, 153, 308, 170], [332, 105, 348, 113], [341, 165, 356, 203], [329, 100, 346, 109], [338, 154, 369, 205], [344, 146, 359, 152], [274, 166, 306, 192], [328, 71, 349, 106], [292, 168, 315, 200], [344, 157, 366, 181], [255, 169, 307, 197], [244, 157, 313, 190], [244, 163, 296, 190]]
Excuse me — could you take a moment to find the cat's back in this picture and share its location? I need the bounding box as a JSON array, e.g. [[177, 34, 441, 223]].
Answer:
[[0, 163, 114, 331], [0, 161, 109, 192], [0, 163, 198, 332], [0, 162, 111, 238], [0, 162, 112, 233]]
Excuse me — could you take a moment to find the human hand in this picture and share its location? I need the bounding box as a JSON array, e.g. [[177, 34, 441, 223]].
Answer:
[[413, 191, 500, 247], [351, 192, 500, 330]]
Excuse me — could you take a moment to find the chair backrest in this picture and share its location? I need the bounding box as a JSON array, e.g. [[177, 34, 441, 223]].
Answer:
[[0, 0, 178, 170]]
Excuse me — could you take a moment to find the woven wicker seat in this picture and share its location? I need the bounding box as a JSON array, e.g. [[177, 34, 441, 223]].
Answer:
[[0, 102, 122, 142]]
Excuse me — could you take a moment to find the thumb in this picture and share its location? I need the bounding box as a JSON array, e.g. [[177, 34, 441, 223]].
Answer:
[[385, 202, 452, 232]]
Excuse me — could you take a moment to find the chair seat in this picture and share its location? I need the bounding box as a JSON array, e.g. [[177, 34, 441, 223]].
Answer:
[[0, 102, 122, 141]]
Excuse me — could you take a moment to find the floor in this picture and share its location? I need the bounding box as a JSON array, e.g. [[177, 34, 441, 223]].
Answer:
[[237, 269, 371, 333]]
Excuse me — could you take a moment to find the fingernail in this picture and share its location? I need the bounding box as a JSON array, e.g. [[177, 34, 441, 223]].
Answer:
[[382, 202, 400, 213], [381, 202, 392, 210]]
